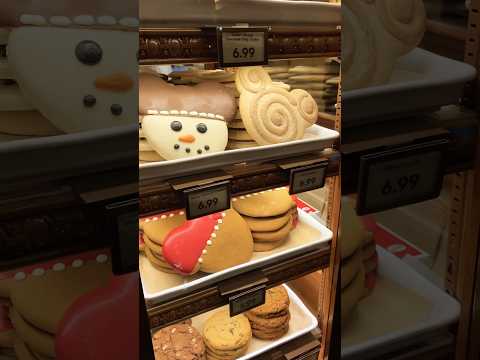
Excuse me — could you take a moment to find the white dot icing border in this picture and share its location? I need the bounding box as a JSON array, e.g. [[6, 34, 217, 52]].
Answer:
[[144, 110, 225, 122], [19, 14, 139, 28], [198, 212, 227, 265], [12, 253, 110, 281], [140, 210, 185, 224]]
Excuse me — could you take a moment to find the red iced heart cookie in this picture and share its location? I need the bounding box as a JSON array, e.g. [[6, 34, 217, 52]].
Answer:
[[162, 213, 223, 275], [55, 273, 138, 360]]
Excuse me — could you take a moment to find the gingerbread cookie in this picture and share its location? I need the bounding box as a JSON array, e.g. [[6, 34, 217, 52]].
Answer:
[[152, 323, 206, 360], [237, 67, 318, 145], [340, 198, 367, 260], [162, 209, 253, 275], [232, 188, 294, 218], [341, 266, 365, 325], [253, 238, 288, 252], [142, 211, 186, 246], [341, 249, 362, 290], [246, 286, 290, 340], [243, 212, 291, 232], [251, 217, 293, 243], [203, 309, 251, 354]]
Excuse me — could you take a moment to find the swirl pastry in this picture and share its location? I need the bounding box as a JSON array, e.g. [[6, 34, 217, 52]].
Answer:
[[237, 67, 318, 145]]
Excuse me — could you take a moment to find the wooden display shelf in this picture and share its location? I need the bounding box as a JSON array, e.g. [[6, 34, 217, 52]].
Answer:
[[139, 27, 340, 65], [341, 106, 478, 196], [146, 244, 330, 329], [140, 150, 340, 215]]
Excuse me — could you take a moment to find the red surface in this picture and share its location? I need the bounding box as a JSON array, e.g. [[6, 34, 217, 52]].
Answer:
[[292, 195, 319, 214], [56, 273, 139, 360]]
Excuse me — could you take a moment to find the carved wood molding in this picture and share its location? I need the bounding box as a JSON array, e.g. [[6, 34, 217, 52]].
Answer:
[[139, 29, 340, 64]]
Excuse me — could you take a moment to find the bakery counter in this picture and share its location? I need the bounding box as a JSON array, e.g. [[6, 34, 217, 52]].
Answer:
[[341, 106, 478, 198]]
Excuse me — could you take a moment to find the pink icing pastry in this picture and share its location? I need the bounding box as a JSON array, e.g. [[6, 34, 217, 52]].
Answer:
[[162, 213, 223, 275]]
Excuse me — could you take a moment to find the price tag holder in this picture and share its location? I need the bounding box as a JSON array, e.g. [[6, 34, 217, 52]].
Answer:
[[229, 285, 266, 317], [184, 181, 231, 220], [106, 198, 139, 275], [217, 26, 269, 67], [356, 139, 449, 215], [289, 162, 328, 195]]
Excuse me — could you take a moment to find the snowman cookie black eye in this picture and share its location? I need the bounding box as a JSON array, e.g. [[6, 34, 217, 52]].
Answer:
[[170, 121, 182, 131], [196, 123, 208, 133], [75, 40, 103, 65]]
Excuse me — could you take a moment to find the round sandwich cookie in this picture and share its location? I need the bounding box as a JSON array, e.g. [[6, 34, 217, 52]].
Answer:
[[141, 211, 186, 246], [252, 217, 293, 243], [341, 266, 365, 325], [243, 211, 291, 232], [341, 249, 363, 290], [203, 309, 251, 354], [9, 308, 54, 358], [253, 238, 288, 252], [162, 209, 253, 275], [152, 323, 206, 360], [232, 188, 294, 218]]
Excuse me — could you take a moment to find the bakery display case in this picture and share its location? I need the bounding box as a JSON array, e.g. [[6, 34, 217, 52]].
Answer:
[[138, 1, 341, 359], [341, 0, 480, 359]]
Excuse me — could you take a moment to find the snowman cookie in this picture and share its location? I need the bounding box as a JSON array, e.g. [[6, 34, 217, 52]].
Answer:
[[139, 73, 236, 160]]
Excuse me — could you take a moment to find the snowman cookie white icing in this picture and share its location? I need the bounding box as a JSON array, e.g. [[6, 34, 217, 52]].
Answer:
[[139, 73, 236, 161]]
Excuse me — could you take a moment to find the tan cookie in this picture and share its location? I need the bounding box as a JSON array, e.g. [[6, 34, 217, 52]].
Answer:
[[139, 151, 164, 162], [288, 74, 331, 82], [248, 286, 290, 318], [340, 199, 366, 260], [341, 266, 365, 325], [362, 238, 376, 261], [253, 238, 287, 252], [243, 211, 291, 232], [228, 129, 253, 141], [139, 139, 153, 152], [205, 342, 249, 360], [203, 309, 251, 352], [199, 209, 253, 273], [235, 66, 273, 95], [341, 249, 362, 289], [251, 325, 288, 340], [142, 233, 163, 255], [142, 211, 186, 246], [233, 188, 293, 217], [227, 120, 244, 129], [245, 311, 290, 329], [9, 308, 55, 357], [152, 323, 206, 360], [0, 111, 61, 137], [144, 247, 178, 274], [252, 217, 293, 243], [10, 259, 111, 335], [226, 140, 258, 150]]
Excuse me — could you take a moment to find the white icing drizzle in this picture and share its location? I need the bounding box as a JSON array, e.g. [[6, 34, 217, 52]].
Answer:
[[32, 268, 45, 276], [97, 15, 117, 25], [20, 14, 47, 26], [96, 254, 109, 263], [50, 16, 71, 26], [72, 259, 84, 268], [53, 263, 66, 272], [74, 15, 95, 26], [14, 272, 26, 281]]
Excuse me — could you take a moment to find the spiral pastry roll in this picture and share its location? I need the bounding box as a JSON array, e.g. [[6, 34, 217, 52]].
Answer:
[[240, 87, 308, 145], [236, 66, 273, 94], [291, 89, 319, 127], [375, 0, 426, 55]]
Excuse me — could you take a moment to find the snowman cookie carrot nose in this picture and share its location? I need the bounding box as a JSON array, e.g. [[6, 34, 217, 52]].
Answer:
[[139, 73, 236, 160]]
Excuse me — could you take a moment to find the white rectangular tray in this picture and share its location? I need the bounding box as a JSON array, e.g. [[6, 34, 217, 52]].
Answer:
[[341, 246, 460, 358], [140, 208, 332, 305], [343, 48, 477, 127], [140, 124, 339, 181], [141, 0, 340, 28], [189, 285, 318, 360]]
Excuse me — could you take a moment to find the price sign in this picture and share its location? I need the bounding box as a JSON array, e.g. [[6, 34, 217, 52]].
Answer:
[[229, 285, 266, 317], [289, 162, 328, 195], [185, 181, 231, 220], [356, 139, 449, 215], [106, 198, 139, 275], [217, 27, 269, 67]]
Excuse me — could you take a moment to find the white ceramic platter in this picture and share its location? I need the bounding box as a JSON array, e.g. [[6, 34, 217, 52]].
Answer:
[[140, 208, 332, 305], [343, 48, 477, 127], [140, 124, 339, 181]]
